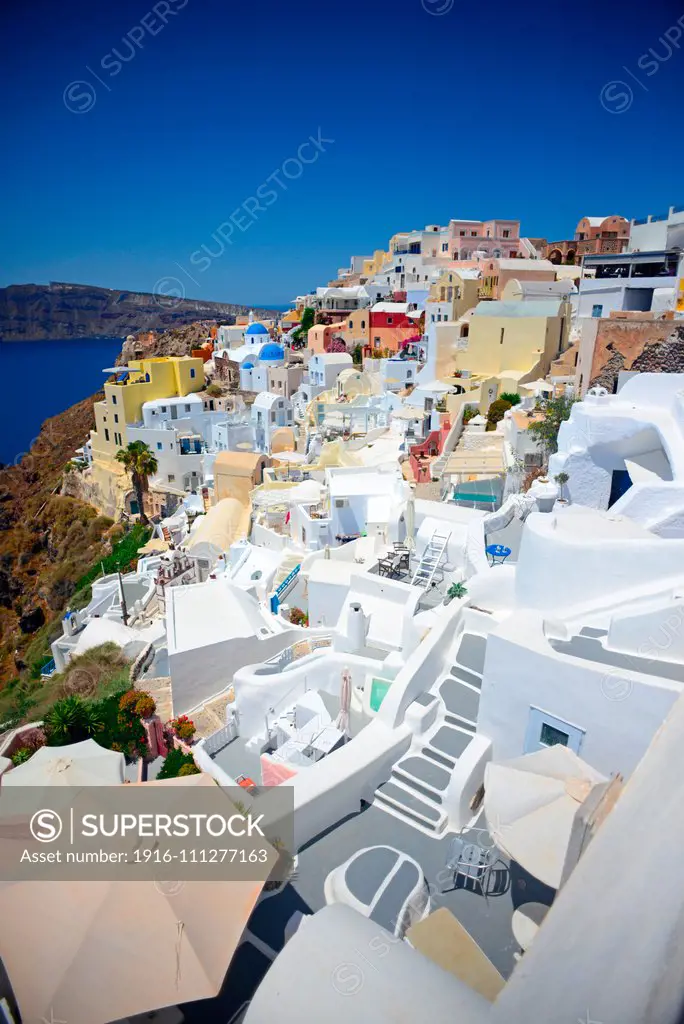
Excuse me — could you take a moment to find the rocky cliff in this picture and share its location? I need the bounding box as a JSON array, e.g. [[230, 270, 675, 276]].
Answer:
[[0, 392, 111, 683], [0, 281, 280, 342], [117, 323, 216, 364]]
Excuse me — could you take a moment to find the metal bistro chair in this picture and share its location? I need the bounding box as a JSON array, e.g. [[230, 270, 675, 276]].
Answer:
[[445, 837, 498, 905], [378, 556, 394, 577]]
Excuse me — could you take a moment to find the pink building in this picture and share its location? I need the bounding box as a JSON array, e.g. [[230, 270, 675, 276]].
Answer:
[[449, 219, 522, 261]]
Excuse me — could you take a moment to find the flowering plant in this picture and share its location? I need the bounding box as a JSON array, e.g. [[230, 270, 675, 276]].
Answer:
[[169, 715, 196, 742], [119, 690, 156, 720]]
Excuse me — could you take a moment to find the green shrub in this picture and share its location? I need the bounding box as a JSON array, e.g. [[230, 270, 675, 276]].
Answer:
[[486, 398, 512, 430], [499, 392, 521, 406], [158, 748, 198, 780], [177, 762, 201, 777], [44, 695, 103, 746], [528, 395, 577, 455], [96, 690, 148, 760], [447, 582, 468, 602], [11, 747, 34, 766], [72, 523, 151, 600]]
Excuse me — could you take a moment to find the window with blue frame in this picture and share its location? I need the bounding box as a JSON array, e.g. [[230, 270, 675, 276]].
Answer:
[[592, 304, 603, 318]]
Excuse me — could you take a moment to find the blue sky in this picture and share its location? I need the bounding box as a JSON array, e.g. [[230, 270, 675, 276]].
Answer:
[[1, 0, 682, 305]]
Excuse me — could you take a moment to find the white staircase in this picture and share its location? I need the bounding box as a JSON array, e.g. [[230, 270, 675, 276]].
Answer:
[[411, 529, 451, 589], [273, 551, 302, 592], [373, 629, 487, 836]]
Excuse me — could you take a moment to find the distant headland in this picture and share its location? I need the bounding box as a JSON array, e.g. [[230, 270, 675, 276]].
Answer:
[[0, 281, 282, 342]]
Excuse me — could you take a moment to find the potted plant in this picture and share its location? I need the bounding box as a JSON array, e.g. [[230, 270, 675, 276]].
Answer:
[[169, 714, 197, 743], [289, 607, 309, 627], [445, 582, 468, 604], [554, 471, 570, 504]]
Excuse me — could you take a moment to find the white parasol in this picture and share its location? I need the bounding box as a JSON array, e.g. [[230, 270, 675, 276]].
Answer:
[[484, 745, 607, 889], [2, 739, 125, 787]]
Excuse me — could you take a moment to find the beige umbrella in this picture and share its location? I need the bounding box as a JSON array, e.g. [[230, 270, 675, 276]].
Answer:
[[404, 491, 416, 552], [484, 745, 606, 889], [335, 668, 353, 738], [2, 739, 125, 787], [522, 378, 553, 394], [0, 775, 271, 1024]]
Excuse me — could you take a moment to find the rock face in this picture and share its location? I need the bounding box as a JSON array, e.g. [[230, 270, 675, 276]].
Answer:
[[588, 320, 684, 393], [0, 282, 280, 342], [18, 606, 45, 634], [118, 323, 214, 364], [0, 393, 106, 680]]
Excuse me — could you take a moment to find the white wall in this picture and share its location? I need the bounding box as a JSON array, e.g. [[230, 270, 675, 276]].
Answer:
[[477, 611, 680, 780], [233, 650, 375, 741]]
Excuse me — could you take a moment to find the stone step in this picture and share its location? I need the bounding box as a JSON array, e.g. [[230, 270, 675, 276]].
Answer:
[[422, 746, 457, 770], [455, 633, 487, 675], [439, 677, 481, 722], [391, 769, 443, 804], [429, 724, 474, 761], [374, 780, 446, 833], [444, 712, 476, 733], [449, 664, 483, 690], [395, 754, 451, 793], [373, 789, 446, 835]]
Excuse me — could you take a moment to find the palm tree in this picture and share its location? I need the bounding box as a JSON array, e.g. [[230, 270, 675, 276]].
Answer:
[[44, 695, 103, 745], [115, 441, 158, 525]]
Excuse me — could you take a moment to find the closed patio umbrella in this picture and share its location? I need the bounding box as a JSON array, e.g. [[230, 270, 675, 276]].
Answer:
[[335, 668, 353, 739], [405, 491, 416, 551], [2, 738, 125, 787], [484, 745, 607, 889], [0, 774, 272, 1024]]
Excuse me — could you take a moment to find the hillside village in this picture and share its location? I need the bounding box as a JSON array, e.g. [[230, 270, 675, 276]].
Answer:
[[2, 204, 684, 1023]]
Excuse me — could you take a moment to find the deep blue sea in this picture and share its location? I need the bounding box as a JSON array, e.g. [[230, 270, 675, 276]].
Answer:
[[0, 337, 123, 466]]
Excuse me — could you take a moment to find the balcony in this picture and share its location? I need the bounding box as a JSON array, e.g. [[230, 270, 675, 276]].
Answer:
[[576, 238, 626, 256]]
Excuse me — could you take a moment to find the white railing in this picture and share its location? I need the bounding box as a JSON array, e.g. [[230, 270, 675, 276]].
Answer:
[[202, 721, 239, 756], [261, 634, 333, 673]]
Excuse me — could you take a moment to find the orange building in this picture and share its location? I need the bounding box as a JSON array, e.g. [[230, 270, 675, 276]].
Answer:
[[544, 216, 629, 265]]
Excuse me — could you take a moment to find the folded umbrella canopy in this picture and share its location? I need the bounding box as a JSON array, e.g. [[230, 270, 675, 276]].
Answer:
[[484, 745, 607, 889], [0, 774, 271, 1024], [2, 738, 125, 787]]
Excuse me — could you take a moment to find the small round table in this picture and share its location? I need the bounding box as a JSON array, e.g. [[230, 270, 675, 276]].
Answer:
[[511, 902, 549, 950], [486, 543, 512, 565]]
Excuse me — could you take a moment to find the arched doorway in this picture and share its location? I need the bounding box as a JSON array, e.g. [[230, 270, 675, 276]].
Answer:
[[124, 490, 139, 517]]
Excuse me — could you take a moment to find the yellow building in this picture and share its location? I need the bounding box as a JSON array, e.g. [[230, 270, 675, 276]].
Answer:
[[456, 300, 569, 409], [427, 268, 481, 321], [362, 249, 390, 278], [90, 356, 205, 464]]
